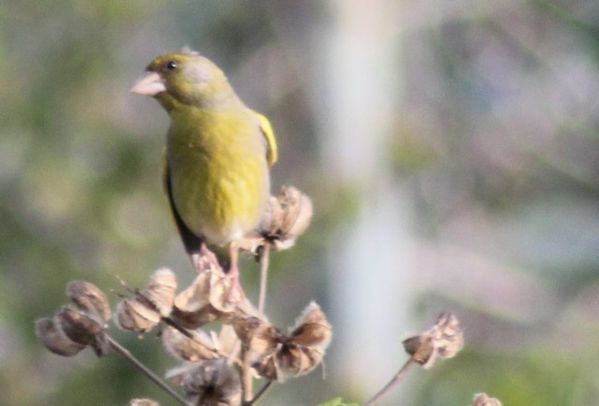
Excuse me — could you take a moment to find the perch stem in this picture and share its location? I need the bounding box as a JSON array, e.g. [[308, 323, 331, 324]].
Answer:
[[106, 335, 189, 405], [364, 359, 415, 405], [244, 380, 273, 405], [258, 243, 271, 315], [241, 346, 254, 403]]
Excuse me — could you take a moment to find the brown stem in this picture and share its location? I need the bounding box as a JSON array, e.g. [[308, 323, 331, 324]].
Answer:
[[244, 380, 273, 406], [258, 243, 271, 315], [241, 346, 254, 403], [364, 359, 415, 406], [106, 334, 189, 405]]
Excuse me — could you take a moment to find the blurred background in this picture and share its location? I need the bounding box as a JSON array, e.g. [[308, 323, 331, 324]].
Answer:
[[1, 0, 598, 405]]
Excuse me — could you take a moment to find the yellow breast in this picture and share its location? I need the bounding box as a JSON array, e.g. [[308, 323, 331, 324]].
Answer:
[[167, 106, 270, 245]]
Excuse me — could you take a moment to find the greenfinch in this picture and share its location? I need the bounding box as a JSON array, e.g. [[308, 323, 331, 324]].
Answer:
[[131, 49, 277, 291]]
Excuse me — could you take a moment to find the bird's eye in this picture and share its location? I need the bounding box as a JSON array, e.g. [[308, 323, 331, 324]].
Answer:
[[166, 60, 177, 71]]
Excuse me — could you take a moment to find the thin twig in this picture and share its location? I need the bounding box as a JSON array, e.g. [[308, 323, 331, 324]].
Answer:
[[162, 316, 194, 339], [106, 335, 189, 405], [364, 359, 415, 405], [241, 346, 254, 403], [258, 243, 271, 315], [244, 380, 273, 405]]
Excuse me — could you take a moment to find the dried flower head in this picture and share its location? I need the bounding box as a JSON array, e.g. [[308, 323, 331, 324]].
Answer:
[[58, 306, 105, 345], [35, 317, 86, 356], [66, 280, 111, 324], [143, 268, 177, 317], [36, 280, 111, 357], [172, 256, 257, 329], [167, 359, 241, 406], [259, 186, 313, 250], [161, 326, 219, 362], [114, 268, 177, 334], [402, 312, 464, 369], [473, 393, 503, 406], [129, 399, 160, 406], [114, 297, 162, 334], [234, 302, 332, 382]]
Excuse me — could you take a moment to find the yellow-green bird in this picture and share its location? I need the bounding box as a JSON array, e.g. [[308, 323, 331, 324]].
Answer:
[[130, 49, 277, 292]]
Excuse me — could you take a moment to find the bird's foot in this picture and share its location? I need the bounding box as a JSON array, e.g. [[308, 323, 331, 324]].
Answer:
[[190, 244, 220, 273], [200, 243, 219, 264]]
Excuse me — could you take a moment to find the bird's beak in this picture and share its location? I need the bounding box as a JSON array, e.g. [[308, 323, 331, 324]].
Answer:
[[130, 72, 166, 96]]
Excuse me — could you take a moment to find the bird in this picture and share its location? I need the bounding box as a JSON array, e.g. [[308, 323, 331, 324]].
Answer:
[[130, 48, 277, 296]]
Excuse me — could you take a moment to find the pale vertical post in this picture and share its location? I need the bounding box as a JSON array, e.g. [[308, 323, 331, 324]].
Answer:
[[317, 0, 416, 396]]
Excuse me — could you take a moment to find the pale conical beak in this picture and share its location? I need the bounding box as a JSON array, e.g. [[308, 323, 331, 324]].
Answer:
[[130, 72, 166, 96]]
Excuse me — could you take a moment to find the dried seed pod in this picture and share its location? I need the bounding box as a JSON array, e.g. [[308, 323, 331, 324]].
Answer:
[[289, 302, 333, 349], [207, 268, 240, 313], [260, 196, 285, 236], [232, 316, 279, 356], [143, 268, 177, 317], [240, 302, 333, 382], [402, 312, 464, 368], [66, 280, 111, 323], [183, 359, 241, 406], [172, 261, 249, 329], [172, 271, 224, 329], [35, 317, 85, 356], [129, 399, 160, 406], [161, 326, 218, 362], [278, 186, 313, 239], [114, 297, 161, 334], [215, 325, 241, 361], [430, 312, 463, 359], [58, 306, 105, 346], [57, 306, 110, 356], [402, 335, 434, 365], [473, 393, 503, 406], [274, 302, 332, 381], [260, 186, 313, 250], [113, 268, 177, 334]]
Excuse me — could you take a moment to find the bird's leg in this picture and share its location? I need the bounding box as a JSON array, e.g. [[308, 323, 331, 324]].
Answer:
[[226, 242, 244, 301]]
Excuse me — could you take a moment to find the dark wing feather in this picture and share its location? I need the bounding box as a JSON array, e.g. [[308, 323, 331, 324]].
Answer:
[[164, 162, 203, 255]]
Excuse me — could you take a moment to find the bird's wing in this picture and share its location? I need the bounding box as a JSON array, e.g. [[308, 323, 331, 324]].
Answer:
[[162, 152, 203, 255], [253, 111, 278, 167]]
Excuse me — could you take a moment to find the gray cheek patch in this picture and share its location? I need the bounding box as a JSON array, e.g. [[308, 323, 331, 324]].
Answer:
[[185, 63, 212, 84]]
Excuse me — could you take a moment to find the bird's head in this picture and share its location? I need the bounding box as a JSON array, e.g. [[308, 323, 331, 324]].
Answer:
[[130, 49, 236, 112]]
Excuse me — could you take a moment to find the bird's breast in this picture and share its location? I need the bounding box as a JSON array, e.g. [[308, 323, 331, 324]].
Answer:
[[167, 109, 269, 245]]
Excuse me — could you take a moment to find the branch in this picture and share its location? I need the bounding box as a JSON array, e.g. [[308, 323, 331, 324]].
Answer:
[[364, 359, 415, 405], [106, 335, 189, 405], [244, 380, 273, 406], [241, 346, 254, 403], [258, 243, 271, 315]]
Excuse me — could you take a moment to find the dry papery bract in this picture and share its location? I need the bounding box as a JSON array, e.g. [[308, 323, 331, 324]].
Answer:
[[402, 312, 464, 369], [114, 268, 177, 334], [161, 326, 220, 363], [129, 399, 160, 406], [473, 393, 503, 406], [66, 280, 111, 323], [166, 359, 241, 406], [35, 281, 112, 357], [238, 185, 313, 253], [171, 257, 260, 330], [233, 301, 332, 382]]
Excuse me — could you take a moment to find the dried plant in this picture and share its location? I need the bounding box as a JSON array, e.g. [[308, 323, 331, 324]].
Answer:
[[35, 186, 490, 405], [130, 399, 160, 406], [402, 312, 464, 369], [473, 393, 503, 406], [364, 313, 465, 405], [36, 187, 334, 406]]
